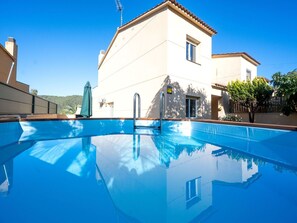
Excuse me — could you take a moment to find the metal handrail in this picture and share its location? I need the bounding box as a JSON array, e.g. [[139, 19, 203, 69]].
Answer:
[[133, 91, 164, 131], [133, 134, 140, 160], [160, 91, 165, 131], [133, 93, 141, 128], [2, 164, 9, 186]]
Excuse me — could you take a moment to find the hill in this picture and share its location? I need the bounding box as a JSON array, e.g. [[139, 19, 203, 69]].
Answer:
[[40, 95, 83, 114]]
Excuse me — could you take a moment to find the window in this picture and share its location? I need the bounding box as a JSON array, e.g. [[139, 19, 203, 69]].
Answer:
[[186, 35, 200, 63], [186, 96, 199, 118], [186, 42, 196, 62], [246, 69, 252, 81], [186, 177, 202, 209], [247, 159, 253, 170]]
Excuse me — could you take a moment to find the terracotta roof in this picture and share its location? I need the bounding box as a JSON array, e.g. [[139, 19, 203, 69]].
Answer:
[[212, 52, 260, 66], [99, 0, 217, 68], [119, 0, 217, 36]]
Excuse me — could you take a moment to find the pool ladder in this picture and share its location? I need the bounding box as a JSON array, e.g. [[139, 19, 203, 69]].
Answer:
[[133, 92, 165, 132]]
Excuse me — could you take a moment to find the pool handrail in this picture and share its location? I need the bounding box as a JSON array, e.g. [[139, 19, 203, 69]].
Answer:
[[133, 91, 164, 131], [133, 93, 141, 128], [160, 91, 165, 131]]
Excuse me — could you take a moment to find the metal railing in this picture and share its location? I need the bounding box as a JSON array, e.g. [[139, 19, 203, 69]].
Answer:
[[159, 91, 165, 131], [133, 93, 141, 128], [229, 97, 288, 113], [133, 91, 165, 131]]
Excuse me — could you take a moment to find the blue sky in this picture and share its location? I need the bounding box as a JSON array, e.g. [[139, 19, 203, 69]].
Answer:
[[1, 0, 296, 96]]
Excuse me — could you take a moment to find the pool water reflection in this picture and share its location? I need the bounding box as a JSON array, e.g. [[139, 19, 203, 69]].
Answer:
[[0, 133, 297, 223]]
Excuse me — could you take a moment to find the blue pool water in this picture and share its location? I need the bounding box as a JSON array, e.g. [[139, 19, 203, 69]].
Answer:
[[0, 119, 297, 223]]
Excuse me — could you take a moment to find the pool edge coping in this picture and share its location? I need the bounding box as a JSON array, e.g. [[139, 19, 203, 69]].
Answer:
[[1, 117, 296, 131]]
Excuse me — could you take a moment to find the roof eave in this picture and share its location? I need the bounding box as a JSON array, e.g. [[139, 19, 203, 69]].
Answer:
[[99, 0, 217, 68], [166, 1, 217, 36], [212, 53, 260, 66], [119, 1, 216, 36]]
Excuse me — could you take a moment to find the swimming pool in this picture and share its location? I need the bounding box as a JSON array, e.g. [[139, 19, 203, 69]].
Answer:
[[0, 119, 297, 223]]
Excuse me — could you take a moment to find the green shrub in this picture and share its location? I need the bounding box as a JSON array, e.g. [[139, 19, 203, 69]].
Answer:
[[220, 114, 242, 122]]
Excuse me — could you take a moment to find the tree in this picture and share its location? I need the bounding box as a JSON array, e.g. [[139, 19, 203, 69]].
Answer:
[[227, 77, 273, 123], [61, 105, 77, 115], [30, 89, 38, 96], [271, 69, 297, 116], [40, 95, 82, 114]]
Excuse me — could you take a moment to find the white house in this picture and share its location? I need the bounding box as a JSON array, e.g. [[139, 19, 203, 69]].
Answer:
[[212, 52, 260, 85], [210, 52, 260, 119], [93, 135, 259, 222], [92, 0, 259, 119]]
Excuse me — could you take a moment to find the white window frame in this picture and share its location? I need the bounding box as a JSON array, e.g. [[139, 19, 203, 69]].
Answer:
[[186, 177, 202, 209], [186, 96, 199, 118], [246, 69, 252, 81], [186, 35, 200, 64], [186, 41, 196, 63], [247, 159, 253, 170]]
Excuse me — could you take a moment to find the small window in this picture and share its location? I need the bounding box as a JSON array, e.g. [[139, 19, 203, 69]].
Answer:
[[247, 159, 253, 170], [186, 177, 201, 209], [186, 35, 200, 63], [186, 42, 196, 62], [186, 96, 199, 118], [246, 69, 251, 81]]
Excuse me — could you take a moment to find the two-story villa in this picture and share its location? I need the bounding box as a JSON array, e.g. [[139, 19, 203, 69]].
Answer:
[[92, 0, 259, 119]]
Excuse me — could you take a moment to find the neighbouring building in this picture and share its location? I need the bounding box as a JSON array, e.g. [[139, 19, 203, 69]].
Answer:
[[0, 37, 58, 116], [92, 0, 259, 119], [0, 37, 29, 92], [212, 52, 260, 84], [211, 52, 260, 119]]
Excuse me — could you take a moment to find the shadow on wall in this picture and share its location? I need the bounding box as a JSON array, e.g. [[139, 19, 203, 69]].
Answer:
[[146, 76, 211, 119], [186, 84, 211, 119], [221, 91, 230, 115]]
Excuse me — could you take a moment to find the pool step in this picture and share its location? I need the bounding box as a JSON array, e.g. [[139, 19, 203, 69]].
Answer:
[[134, 126, 161, 135], [134, 120, 161, 135], [134, 119, 160, 128], [134, 120, 160, 135]]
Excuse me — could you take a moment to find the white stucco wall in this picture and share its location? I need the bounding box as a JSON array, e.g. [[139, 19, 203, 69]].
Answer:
[[212, 57, 241, 85], [212, 56, 258, 86], [93, 8, 169, 118], [240, 57, 257, 81], [166, 144, 216, 222], [93, 134, 259, 222], [214, 154, 258, 183], [166, 9, 213, 118], [93, 6, 214, 119]]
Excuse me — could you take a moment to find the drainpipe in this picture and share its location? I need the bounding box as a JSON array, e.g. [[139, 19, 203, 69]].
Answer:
[[6, 61, 15, 84]]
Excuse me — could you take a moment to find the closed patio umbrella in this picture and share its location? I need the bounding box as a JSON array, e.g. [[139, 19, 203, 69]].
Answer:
[[80, 81, 92, 118]]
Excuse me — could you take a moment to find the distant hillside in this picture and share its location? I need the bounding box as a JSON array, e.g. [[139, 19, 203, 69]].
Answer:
[[40, 95, 83, 114]]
